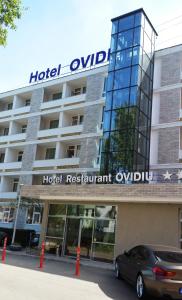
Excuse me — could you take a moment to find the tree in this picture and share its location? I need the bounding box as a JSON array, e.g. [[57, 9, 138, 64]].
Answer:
[[0, 0, 22, 46]]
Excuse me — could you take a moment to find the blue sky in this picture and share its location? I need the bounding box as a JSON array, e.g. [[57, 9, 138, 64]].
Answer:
[[0, 0, 182, 92]]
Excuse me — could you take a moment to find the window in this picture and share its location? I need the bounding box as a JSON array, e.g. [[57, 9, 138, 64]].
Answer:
[[49, 120, 59, 129], [102, 78, 107, 97], [13, 179, 19, 192], [0, 153, 5, 163], [0, 207, 14, 223], [7, 103, 13, 110], [26, 206, 43, 224], [52, 92, 62, 100], [82, 86, 86, 94], [72, 88, 81, 96], [45, 148, 56, 159], [17, 151, 23, 162], [3, 128, 9, 136], [67, 145, 81, 158], [71, 115, 84, 126], [21, 125, 27, 133], [25, 99, 31, 106]]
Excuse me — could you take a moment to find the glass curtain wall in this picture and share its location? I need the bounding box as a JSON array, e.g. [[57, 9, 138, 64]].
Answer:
[[101, 9, 157, 178]]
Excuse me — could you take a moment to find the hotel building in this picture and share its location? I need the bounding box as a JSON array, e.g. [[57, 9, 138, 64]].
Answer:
[[0, 8, 182, 262]]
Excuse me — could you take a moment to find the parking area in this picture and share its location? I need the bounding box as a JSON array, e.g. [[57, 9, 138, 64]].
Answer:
[[0, 253, 139, 300]]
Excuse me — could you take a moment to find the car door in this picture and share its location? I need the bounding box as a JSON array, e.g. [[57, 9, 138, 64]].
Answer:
[[126, 246, 149, 284]]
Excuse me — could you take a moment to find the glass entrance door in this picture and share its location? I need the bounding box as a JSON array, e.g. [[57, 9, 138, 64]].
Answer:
[[64, 218, 93, 259], [80, 219, 93, 259], [64, 218, 80, 257]]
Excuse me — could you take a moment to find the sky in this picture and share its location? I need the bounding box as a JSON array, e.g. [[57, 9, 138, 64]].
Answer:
[[0, 0, 182, 93]]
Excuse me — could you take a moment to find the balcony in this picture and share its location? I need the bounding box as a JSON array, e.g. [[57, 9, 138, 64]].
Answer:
[[41, 94, 86, 110], [0, 106, 30, 119], [0, 133, 26, 143], [37, 125, 83, 138], [33, 157, 80, 168], [0, 192, 17, 199], [0, 161, 22, 170]]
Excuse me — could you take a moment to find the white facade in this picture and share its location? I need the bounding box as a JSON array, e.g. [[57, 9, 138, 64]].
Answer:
[[0, 65, 107, 203]]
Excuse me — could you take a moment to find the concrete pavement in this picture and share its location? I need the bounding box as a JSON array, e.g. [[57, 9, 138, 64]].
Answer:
[[0, 253, 138, 300]]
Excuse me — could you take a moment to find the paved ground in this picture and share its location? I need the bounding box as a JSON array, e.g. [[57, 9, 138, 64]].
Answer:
[[0, 253, 139, 300]]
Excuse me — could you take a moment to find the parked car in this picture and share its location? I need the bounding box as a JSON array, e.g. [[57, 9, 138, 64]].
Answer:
[[115, 244, 182, 299]]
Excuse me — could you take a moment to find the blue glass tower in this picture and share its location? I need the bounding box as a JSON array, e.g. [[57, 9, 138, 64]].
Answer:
[[101, 9, 157, 177]]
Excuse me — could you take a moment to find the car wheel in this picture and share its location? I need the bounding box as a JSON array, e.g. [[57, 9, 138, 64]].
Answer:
[[136, 274, 147, 299], [115, 262, 121, 279]]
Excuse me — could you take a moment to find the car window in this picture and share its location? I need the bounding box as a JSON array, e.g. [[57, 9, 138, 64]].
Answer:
[[155, 251, 182, 263], [128, 247, 139, 258], [129, 246, 149, 261]]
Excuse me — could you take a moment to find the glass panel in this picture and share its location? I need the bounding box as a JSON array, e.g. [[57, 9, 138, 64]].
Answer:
[[118, 15, 134, 32], [65, 218, 80, 256], [46, 216, 65, 237], [114, 68, 131, 89], [140, 91, 149, 115], [141, 71, 150, 95], [128, 107, 138, 128], [45, 237, 63, 255], [132, 46, 141, 65], [110, 34, 117, 53], [106, 72, 114, 91], [138, 134, 147, 156], [108, 52, 115, 71], [49, 204, 66, 216], [130, 86, 139, 106], [133, 26, 141, 46], [94, 219, 115, 243], [144, 18, 152, 40], [115, 49, 132, 69], [112, 20, 118, 34], [143, 32, 152, 57], [111, 108, 128, 130], [102, 132, 110, 152], [67, 205, 95, 217], [103, 111, 111, 131], [93, 243, 114, 262], [112, 88, 129, 109], [142, 50, 151, 77], [135, 12, 141, 27], [105, 92, 112, 111], [95, 206, 117, 219], [131, 65, 139, 86], [110, 130, 126, 151], [117, 29, 133, 51], [80, 219, 93, 259]]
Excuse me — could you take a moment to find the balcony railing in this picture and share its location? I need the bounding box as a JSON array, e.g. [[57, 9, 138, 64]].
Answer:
[[0, 192, 17, 199], [33, 157, 79, 168], [41, 94, 86, 110], [0, 161, 22, 170], [0, 106, 30, 119], [37, 125, 83, 138], [0, 132, 26, 143]]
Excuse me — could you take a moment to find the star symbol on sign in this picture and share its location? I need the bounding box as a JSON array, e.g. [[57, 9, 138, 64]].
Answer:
[[177, 170, 182, 180], [163, 171, 172, 180]]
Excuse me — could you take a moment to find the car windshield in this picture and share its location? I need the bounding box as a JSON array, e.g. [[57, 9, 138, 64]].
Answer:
[[155, 251, 182, 263]]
